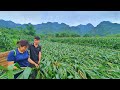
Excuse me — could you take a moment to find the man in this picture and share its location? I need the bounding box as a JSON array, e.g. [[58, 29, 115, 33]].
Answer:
[[28, 36, 41, 68], [28, 36, 42, 79]]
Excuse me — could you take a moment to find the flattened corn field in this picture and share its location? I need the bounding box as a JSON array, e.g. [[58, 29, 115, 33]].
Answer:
[[39, 37, 120, 79]]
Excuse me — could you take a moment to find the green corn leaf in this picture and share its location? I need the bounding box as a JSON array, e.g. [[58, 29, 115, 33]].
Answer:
[[22, 67, 32, 79], [0, 65, 7, 70], [16, 72, 24, 79], [7, 70, 14, 79], [68, 75, 73, 79], [36, 70, 40, 79], [0, 72, 7, 79], [56, 74, 60, 79], [13, 69, 24, 75], [85, 71, 91, 79], [14, 63, 22, 69], [7, 64, 15, 70]]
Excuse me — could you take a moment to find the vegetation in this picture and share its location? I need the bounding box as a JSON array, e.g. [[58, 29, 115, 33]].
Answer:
[[0, 63, 34, 79], [25, 23, 36, 36], [55, 31, 81, 37], [48, 37, 120, 50], [0, 26, 120, 79], [1, 19, 120, 36], [39, 40, 120, 79], [1, 39, 120, 79], [0, 27, 34, 52]]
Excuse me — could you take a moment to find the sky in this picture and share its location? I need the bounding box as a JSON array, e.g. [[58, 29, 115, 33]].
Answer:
[[0, 11, 120, 27]]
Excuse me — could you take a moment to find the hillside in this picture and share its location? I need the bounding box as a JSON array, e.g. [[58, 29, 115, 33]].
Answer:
[[34, 22, 71, 34], [0, 19, 120, 36], [70, 23, 94, 35], [90, 21, 120, 36]]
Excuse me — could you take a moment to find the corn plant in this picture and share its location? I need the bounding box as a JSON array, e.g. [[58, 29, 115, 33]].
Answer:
[[1, 37, 120, 79]]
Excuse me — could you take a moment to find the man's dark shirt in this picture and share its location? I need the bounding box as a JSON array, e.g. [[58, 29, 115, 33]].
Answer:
[[28, 43, 41, 64]]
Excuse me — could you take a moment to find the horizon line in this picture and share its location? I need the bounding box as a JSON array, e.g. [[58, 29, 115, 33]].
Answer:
[[0, 19, 119, 27]]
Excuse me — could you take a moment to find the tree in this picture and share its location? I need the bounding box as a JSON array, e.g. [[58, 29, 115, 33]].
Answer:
[[83, 34, 91, 37], [26, 23, 36, 36]]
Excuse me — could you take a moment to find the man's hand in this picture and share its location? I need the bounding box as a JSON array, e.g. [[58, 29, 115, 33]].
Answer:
[[28, 58, 39, 68], [38, 60, 40, 65], [34, 63, 39, 68]]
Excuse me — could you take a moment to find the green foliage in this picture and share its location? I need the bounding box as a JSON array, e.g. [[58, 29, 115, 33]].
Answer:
[[90, 21, 120, 36], [25, 24, 36, 36], [55, 31, 80, 37], [48, 37, 120, 50], [106, 34, 120, 37], [17, 67, 32, 79], [0, 63, 34, 79], [83, 34, 91, 37], [113, 43, 120, 49], [1, 25, 120, 79], [0, 32, 14, 51], [1, 37, 120, 79], [0, 27, 34, 52], [38, 40, 120, 79], [0, 63, 23, 79]]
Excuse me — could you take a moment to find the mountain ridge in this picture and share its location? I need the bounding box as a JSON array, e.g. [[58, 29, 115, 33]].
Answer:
[[0, 19, 120, 36]]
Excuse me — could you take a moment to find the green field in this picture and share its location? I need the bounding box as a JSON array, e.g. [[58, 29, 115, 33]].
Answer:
[[39, 38, 120, 79], [0, 28, 120, 79], [48, 37, 120, 50]]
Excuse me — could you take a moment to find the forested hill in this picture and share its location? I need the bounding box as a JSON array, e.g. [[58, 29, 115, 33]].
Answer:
[[90, 21, 120, 36], [0, 19, 120, 36]]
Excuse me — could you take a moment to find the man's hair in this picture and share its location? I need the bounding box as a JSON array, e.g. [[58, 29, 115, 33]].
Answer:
[[34, 36, 40, 40], [17, 40, 29, 47]]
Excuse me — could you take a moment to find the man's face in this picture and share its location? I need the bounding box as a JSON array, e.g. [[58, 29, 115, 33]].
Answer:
[[20, 46, 28, 52], [34, 39, 40, 45]]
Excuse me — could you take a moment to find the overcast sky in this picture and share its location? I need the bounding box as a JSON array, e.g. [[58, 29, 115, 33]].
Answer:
[[0, 11, 120, 27]]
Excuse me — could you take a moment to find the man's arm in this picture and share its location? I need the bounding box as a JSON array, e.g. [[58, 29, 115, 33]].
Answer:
[[28, 58, 39, 67], [8, 61, 18, 69], [7, 51, 17, 69], [38, 52, 41, 65]]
